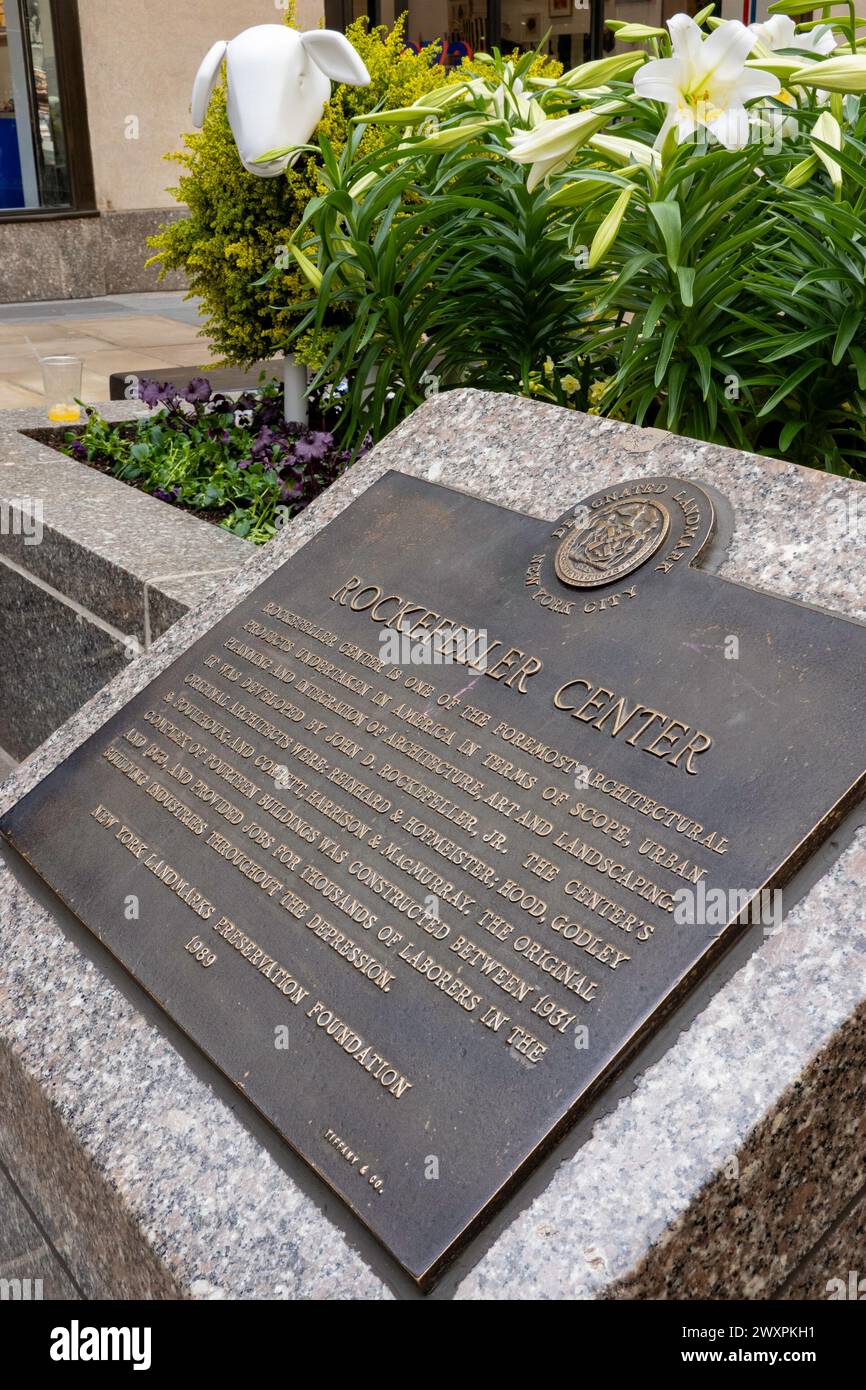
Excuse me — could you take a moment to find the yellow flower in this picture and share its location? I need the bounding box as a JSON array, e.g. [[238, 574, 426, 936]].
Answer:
[[561, 374, 580, 394]]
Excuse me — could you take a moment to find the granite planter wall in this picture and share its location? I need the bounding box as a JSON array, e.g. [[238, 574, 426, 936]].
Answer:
[[0, 403, 249, 760], [0, 390, 865, 1299]]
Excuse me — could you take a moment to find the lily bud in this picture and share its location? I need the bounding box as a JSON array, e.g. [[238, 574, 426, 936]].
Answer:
[[404, 119, 497, 153], [782, 153, 818, 188], [290, 245, 322, 292], [589, 133, 659, 168], [508, 105, 619, 192], [562, 53, 646, 88], [610, 23, 667, 40], [588, 188, 634, 269], [790, 55, 866, 92], [810, 110, 843, 187], [745, 56, 810, 80]]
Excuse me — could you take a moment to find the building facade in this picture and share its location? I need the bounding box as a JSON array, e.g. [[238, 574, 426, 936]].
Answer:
[[0, 0, 322, 301]]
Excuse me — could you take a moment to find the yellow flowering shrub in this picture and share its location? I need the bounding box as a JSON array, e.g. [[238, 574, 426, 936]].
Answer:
[[148, 11, 450, 367]]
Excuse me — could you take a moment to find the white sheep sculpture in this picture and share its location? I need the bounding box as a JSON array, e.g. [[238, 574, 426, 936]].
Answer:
[[191, 24, 370, 177], [191, 24, 370, 422]]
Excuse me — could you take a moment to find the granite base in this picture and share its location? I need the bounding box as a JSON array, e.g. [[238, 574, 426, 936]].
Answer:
[[1, 390, 864, 1300]]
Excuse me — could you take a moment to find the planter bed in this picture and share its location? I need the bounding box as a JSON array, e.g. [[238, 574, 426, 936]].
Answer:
[[25, 425, 236, 530], [51, 378, 352, 545]]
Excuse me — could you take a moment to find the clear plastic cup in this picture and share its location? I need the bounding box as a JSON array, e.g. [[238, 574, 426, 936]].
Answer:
[[41, 355, 83, 423]]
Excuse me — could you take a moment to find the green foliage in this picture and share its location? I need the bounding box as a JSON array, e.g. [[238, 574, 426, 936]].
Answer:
[[531, 13, 866, 477], [62, 380, 349, 544], [309, 9, 863, 475], [151, 7, 866, 479], [568, 138, 778, 449], [562, 106, 866, 477], [147, 12, 451, 367], [284, 48, 582, 451], [726, 137, 866, 474]]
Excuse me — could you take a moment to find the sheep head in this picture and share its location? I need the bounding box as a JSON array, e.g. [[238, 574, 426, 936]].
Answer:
[[191, 25, 370, 177]]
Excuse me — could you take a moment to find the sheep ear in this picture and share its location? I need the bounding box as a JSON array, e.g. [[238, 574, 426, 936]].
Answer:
[[300, 30, 370, 87], [191, 40, 228, 126]]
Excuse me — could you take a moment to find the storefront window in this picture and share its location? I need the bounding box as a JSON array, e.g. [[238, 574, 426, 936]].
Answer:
[[0, 0, 71, 210], [403, 2, 598, 66], [326, 2, 382, 30], [501, 1, 592, 65]]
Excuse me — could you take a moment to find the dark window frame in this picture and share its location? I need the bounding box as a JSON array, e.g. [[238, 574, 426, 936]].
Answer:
[[0, 0, 96, 222], [324, 2, 381, 30]]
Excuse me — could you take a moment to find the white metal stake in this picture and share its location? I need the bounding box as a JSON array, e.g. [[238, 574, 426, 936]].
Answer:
[[284, 354, 309, 424]]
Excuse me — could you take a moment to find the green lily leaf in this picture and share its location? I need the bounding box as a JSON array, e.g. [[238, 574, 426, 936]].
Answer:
[[650, 201, 682, 272]]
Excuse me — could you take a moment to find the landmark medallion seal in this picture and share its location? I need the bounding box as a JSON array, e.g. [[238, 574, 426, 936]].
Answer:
[[554, 497, 670, 588]]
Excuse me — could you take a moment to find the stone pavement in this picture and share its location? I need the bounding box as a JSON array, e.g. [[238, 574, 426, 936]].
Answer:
[[0, 291, 214, 410]]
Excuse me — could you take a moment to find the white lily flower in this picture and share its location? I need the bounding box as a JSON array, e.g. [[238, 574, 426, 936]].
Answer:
[[750, 17, 837, 114], [634, 14, 780, 150], [507, 105, 617, 190], [749, 16, 837, 58]]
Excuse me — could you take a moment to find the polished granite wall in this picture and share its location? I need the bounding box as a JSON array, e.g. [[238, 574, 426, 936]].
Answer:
[[0, 212, 186, 306], [0, 405, 247, 757]]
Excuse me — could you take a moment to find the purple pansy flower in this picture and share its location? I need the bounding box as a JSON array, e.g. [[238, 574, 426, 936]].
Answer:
[[139, 379, 176, 408], [180, 377, 212, 405], [293, 431, 334, 463]]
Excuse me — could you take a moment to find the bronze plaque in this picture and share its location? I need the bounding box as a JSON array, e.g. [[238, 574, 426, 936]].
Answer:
[[3, 471, 866, 1288]]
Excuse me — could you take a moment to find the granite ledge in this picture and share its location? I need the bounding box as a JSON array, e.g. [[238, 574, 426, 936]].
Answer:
[[457, 837, 866, 1299], [1, 389, 865, 1299], [780, 1183, 866, 1300]]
